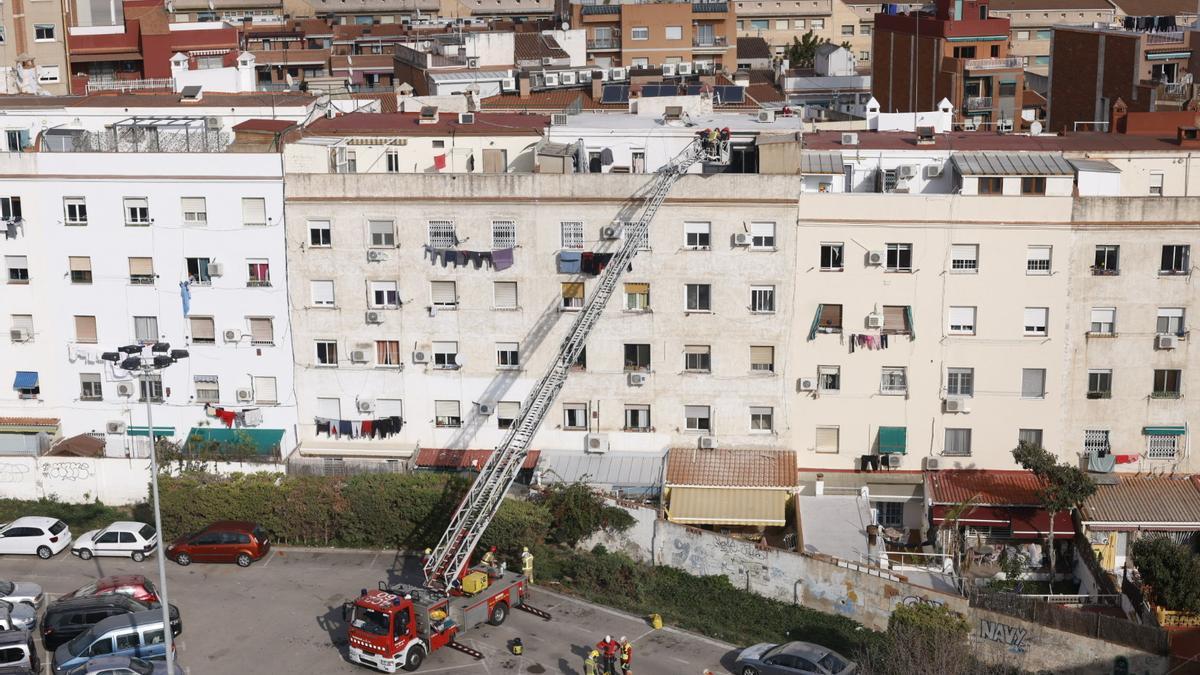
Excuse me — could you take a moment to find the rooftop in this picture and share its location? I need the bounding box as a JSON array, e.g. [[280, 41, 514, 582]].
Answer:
[[0, 417, 61, 427], [514, 32, 569, 62], [233, 119, 297, 133], [1081, 476, 1200, 524], [926, 469, 1047, 507], [414, 448, 540, 470], [0, 91, 316, 110], [664, 447, 796, 488], [799, 129, 1198, 152], [303, 111, 549, 136], [987, 0, 1113, 10], [550, 109, 805, 132], [1108, 0, 1199, 15], [736, 36, 772, 60]]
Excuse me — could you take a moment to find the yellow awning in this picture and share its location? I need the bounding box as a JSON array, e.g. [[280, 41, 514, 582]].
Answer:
[[666, 487, 790, 526]]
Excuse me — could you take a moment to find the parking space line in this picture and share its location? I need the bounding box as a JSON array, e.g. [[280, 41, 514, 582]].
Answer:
[[260, 550, 277, 567]]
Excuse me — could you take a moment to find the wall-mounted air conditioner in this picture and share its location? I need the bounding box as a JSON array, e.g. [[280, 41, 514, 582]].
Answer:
[[943, 398, 970, 414], [585, 433, 609, 454], [627, 372, 648, 386], [841, 132, 859, 146], [350, 350, 368, 363], [866, 313, 884, 329], [367, 250, 386, 262], [236, 387, 254, 402], [699, 436, 717, 449], [116, 383, 134, 397], [1157, 334, 1179, 350], [206, 262, 224, 277], [365, 311, 383, 324], [797, 377, 817, 391], [733, 232, 751, 247], [866, 250, 885, 265], [357, 399, 375, 413], [106, 421, 127, 434]]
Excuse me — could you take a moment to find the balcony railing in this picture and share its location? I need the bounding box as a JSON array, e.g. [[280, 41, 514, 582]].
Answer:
[[1146, 31, 1184, 44], [964, 56, 1023, 70], [965, 96, 993, 110], [693, 35, 728, 47], [587, 37, 621, 50], [1156, 82, 1193, 101], [86, 78, 175, 94]]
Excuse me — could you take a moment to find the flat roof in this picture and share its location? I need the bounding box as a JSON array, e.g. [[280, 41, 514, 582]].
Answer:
[[0, 91, 316, 110], [552, 110, 807, 132], [303, 111, 548, 136], [951, 150, 1075, 175], [800, 129, 1194, 152]]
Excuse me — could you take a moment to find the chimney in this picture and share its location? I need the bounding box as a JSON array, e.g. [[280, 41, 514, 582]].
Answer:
[[519, 75, 531, 99], [592, 76, 603, 100]]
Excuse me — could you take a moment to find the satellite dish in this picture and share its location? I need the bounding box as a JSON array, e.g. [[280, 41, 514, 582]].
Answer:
[[1030, 121, 1043, 136], [561, 21, 569, 30], [422, 40, 432, 50]]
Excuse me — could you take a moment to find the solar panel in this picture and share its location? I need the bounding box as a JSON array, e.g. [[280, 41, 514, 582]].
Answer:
[[685, 85, 705, 96], [715, 86, 745, 104], [640, 84, 677, 98], [601, 85, 629, 104]]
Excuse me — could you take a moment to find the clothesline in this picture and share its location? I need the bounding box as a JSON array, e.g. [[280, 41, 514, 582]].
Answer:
[[848, 333, 892, 352], [423, 245, 514, 271], [205, 403, 264, 428], [314, 416, 403, 439]]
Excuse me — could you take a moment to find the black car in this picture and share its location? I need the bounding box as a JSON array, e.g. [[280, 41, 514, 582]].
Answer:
[[41, 595, 181, 651]]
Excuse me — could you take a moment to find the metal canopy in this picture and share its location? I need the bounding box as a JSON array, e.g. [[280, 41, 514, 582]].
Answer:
[[800, 150, 845, 174], [952, 151, 1074, 176]]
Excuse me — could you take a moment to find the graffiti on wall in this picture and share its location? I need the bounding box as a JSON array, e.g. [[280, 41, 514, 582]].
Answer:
[[979, 619, 1028, 653], [900, 595, 946, 608], [41, 462, 94, 482], [0, 462, 30, 483]]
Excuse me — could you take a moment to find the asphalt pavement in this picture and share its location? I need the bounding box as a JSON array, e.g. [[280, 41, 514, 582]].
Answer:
[[0, 546, 742, 675]]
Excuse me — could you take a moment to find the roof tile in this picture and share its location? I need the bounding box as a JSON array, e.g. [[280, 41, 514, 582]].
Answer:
[[0, 417, 60, 427], [665, 447, 796, 488], [926, 469, 1047, 506], [415, 448, 540, 470], [1081, 476, 1200, 524]]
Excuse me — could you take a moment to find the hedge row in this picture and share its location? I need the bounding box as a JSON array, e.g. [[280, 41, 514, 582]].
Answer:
[[0, 498, 131, 535]]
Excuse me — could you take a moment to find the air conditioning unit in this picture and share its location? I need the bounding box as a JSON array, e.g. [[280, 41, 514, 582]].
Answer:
[[412, 346, 431, 363], [757, 110, 776, 123], [611, 67, 627, 81], [561, 71, 577, 85], [367, 250, 387, 262], [866, 250, 885, 265], [733, 232, 751, 247], [627, 372, 648, 386], [585, 433, 609, 454], [467, 56, 479, 68], [458, 112, 475, 124], [206, 262, 224, 277], [943, 398, 970, 414], [1157, 334, 1179, 350], [477, 403, 493, 415], [841, 132, 859, 146], [866, 313, 884, 329], [223, 329, 241, 343], [365, 311, 383, 324], [541, 57, 553, 66], [357, 399, 375, 413], [881, 454, 902, 468], [924, 457, 941, 471], [236, 387, 254, 402], [501, 78, 516, 91], [997, 119, 1013, 133], [923, 164, 943, 179], [551, 113, 568, 126], [9, 328, 30, 342], [116, 383, 134, 397], [698, 435, 717, 449], [677, 62, 693, 75], [544, 73, 559, 86], [797, 377, 817, 392], [897, 164, 917, 180], [662, 63, 676, 77], [601, 225, 622, 240], [105, 421, 127, 434], [596, 68, 609, 82], [350, 350, 368, 363]]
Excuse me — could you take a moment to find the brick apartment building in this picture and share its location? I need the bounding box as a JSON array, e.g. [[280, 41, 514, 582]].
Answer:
[[569, 0, 738, 72]]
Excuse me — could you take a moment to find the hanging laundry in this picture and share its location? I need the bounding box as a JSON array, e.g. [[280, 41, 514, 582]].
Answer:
[[242, 408, 263, 427], [212, 407, 238, 428], [338, 420, 352, 436], [179, 281, 192, 318], [1115, 454, 1139, 464], [493, 248, 514, 271], [315, 419, 331, 437], [434, 154, 447, 170], [557, 251, 582, 274]]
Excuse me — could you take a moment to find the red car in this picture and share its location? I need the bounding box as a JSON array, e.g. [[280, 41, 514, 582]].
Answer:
[[58, 575, 160, 605], [166, 521, 270, 567]]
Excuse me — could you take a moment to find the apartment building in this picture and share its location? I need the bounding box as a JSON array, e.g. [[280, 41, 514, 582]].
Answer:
[[986, 0, 1114, 76], [0, 0, 70, 94], [0, 118, 298, 459], [569, 0, 738, 72], [734, 0, 863, 59]]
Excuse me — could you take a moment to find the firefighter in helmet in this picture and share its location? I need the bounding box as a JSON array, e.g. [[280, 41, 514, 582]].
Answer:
[[521, 546, 535, 584]]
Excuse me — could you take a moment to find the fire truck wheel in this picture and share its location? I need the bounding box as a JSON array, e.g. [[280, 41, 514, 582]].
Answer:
[[741, 668, 759, 675], [488, 602, 508, 626], [401, 645, 425, 672]]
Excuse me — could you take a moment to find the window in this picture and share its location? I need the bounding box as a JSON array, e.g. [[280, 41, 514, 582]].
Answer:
[[496, 401, 520, 429], [1093, 245, 1119, 275], [1020, 177, 1046, 195], [1153, 369, 1182, 398], [1146, 433, 1181, 460], [948, 306, 976, 335], [35, 24, 55, 41], [248, 317, 274, 345], [750, 285, 775, 313], [369, 281, 399, 308], [631, 26, 649, 40], [665, 25, 682, 40], [818, 365, 840, 392], [369, 220, 396, 247], [841, 24, 854, 35], [311, 280, 335, 306], [624, 283, 650, 311], [68, 256, 92, 284], [428, 220, 455, 248], [793, 19, 806, 28], [561, 282, 584, 310], [315, 340, 338, 366], [1084, 429, 1110, 455], [431, 280, 457, 308], [79, 373, 102, 401], [1023, 307, 1048, 336], [815, 302, 843, 333], [952, 45, 977, 59], [750, 345, 775, 373], [433, 341, 459, 369], [684, 222, 711, 249], [885, 243, 912, 272], [1089, 308, 1116, 335], [684, 405, 711, 432], [820, 243, 844, 270], [1087, 369, 1112, 398], [624, 405, 651, 431], [561, 221, 584, 250], [241, 197, 267, 227], [247, 260, 271, 287], [6, 255, 29, 283], [435, 400, 461, 427], [376, 340, 401, 366], [750, 222, 776, 249], [1149, 172, 1164, 196], [1026, 245, 1052, 274], [74, 315, 97, 344], [684, 345, 711, 373], [860, 24, 871, 35], [881, 305, 912, 335], [128, 257, 154, 285], [750, 406, 774, 431], [977, 177, 1003, 195], [124, 198, 150, 225], [564, 403, 588, 430], [944, 428, 972, 456], [685, 284, 711, 312], [750, 19, 769, 30], [950, 244, 978, 272], [181, 197, 207, 225], [189, 316, 214, 344], [873, 501, 902, 528], [816, 426, 839, 453], [308, 220, 331, 247], [64, 197, 87, 225], [184, 257, 211, 285], [1157, 308, 1185, 336], [1016, 30, 1030, 40], [1161, 245, 1190, 275], [494, 281, 518, 309], [134, 316, 158, 343], [812, 18, 824, 29], [946, 368, 974, 397], [1021, 368, 1046, 399], [624, 343, 651, 372], [194, 376, 219, 403], [496, 342, 520, 368], [1019, 428, 1043, 448], [491, 220, 516, 249], [139, 375, 164, 402], [386, 151, 400, 173], [881, 367, 907, 394]]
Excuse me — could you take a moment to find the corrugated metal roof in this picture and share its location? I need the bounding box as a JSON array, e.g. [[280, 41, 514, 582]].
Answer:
[[951, 151, 1074, 176], [415, 448, 540, 470], [926, 470, 1047, 506], [800, 150, 845, 174], [665, 447, 795, 488], [581, 4, 620, 14], [535, 451, 664, 487], [1081, 476, 1200, 524], [1069, 158, 1121, 173], [667, 487, 788, 526]]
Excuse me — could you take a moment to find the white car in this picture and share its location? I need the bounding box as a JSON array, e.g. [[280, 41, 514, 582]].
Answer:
[[0, 517, 72, 559], [72, 522, 158, 562], [0, 579, 44, 608]]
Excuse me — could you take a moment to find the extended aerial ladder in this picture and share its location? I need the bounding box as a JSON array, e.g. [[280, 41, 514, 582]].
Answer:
[[423, 138, 727, 592]]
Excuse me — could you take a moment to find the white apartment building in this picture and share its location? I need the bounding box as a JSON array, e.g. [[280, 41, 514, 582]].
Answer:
[[0, 123, 298, 458]]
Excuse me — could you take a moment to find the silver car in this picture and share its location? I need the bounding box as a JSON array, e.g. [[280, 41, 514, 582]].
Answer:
[[0, 601, 37, 631], [735, 641, 857, 675], [0, 580, 43, 609], [64, 654, 180, 675]]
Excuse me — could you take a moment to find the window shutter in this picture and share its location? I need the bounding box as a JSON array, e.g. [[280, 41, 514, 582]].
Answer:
[[249, 318, 273, 343], [435, 400, 459, 417], [815, 427, 839, 453], [242, 198, 267, 225], [431, 281, 457, 304], [1023, 307, 1045, 326], [12, 315, 33, 331], [182, 197, 205, 213], [376, 399, 403, 417], [1021, 369, 1045, 398], [949, 306, 974, 326], [497, 401, 520, 418], [494, 281, 518, 308], [129, 257, 154, 276], [625, 283, 649, 294], [684, 405, 708, 419], [750, 345, 773, 363], [68, 256, 91, 272], [684, 344, 709, 354], [253, 376, 277, 402], [562, 282, 584, 299], [883, 305, 906, 330], [818, 304, 842, 327], [315, 397, 341, 418], [950, 244, 976, 262], [190, 317, 215, 341], [75, 316, 97, 342]]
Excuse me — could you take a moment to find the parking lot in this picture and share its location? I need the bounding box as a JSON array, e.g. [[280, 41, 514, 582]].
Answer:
[[1, 546, 740, 674]]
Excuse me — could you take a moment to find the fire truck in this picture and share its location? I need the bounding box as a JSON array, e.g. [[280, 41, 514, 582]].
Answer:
[[343, 138, 729, 672]]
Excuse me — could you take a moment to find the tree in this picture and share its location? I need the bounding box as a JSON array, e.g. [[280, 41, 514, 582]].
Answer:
[[1011, 441, 1096, 586], [534, 482, 635, 547], [1131, 537, 1200, 613], [858, 603, 1012, 675], [785, 31, 831, 69]]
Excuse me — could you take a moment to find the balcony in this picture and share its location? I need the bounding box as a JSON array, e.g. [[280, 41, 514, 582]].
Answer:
[[587, 37, 621, 50], [965, 96, 992, 111], [964, 57, 1023, 71], [693, 35, 728, 48], [1146, 31, 1184, 45]]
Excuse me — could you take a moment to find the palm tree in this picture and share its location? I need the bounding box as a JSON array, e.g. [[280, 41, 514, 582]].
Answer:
[[786, 30, 831, 69]]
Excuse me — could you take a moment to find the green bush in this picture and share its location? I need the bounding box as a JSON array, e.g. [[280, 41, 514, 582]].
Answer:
[[0, 498, 131, 534], [536, 483, 636, 547], [1131, 536, 1200, 612]]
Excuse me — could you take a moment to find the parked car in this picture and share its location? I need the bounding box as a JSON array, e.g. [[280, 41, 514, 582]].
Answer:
[[42, 595, 181, 651], [58, 576, 159, 605], [735, 641, 857, 675], [51, 610, 173, 673], [166, 520, 270, 567], [72, 522, 158, 562], [0, 580, 43, 609], [64, 654, 179, 675], [0, 601, 36, 631], [0, 517, 72, 559], [0, 630, 39, 674]]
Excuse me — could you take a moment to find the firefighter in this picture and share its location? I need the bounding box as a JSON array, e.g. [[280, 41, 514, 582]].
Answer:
[[521, 546, 535, 584], [480, 545, 498, 575], [596, 635, 619, 675], [619, 636, 632, 674], [584, 649, 600, 675]]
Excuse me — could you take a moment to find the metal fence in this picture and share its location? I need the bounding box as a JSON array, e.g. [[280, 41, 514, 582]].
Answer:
[[285, 455, 409, 477], [967, 588, 1169, 655]]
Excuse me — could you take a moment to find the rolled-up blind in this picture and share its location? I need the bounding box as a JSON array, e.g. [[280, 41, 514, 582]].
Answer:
[[816, 427, 839, 453], [684, 344, 708, 354], [190, 317, 215, 341], [497, 401, 520, 418], [242, 198, 267, 226], [74, 315, 97, 343], [129, 257, 154, 276], [68, 257, 91, 272], [624, 283, 649, 294], [562, 282, 584, 299], [252, 376, 277, 403], [435, 400, 459, 417], [249, 318, 273, 343], [818, 304, 842, 327], [431, 281, 457, 304], [750, 345, 774, 364], [494, 281, 517, 308], [883, 305, 908, 331]]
